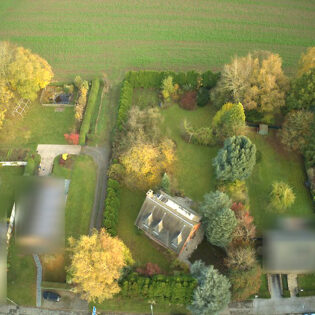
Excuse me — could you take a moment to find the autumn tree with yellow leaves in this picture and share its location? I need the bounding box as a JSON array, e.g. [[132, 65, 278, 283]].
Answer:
[[0, 41, 53, 128], [297, 47, 315, 77], [120, 139, 176, 190], [67, 229, 133, 303]]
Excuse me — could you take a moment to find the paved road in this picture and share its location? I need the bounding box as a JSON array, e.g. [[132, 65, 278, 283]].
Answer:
[[81, 145, 111, 233]]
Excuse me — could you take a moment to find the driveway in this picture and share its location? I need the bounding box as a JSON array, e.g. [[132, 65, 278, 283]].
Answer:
[[37, 145, 81, 176], [81, 145, 111, 232]]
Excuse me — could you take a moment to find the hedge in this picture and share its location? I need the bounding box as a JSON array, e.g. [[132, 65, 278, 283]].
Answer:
[[120, 273, 197, 305], [117, 80, 133, 130], [79, 79, 100, 145], [24, 152, 41, 176], [103, 178, 120, 236]]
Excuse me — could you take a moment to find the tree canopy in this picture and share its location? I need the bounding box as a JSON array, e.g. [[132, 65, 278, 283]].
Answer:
[[0, 41, 53, 127], [212, 102, 246, 140], [200, 191, 237, 248], [211, 51, 289, 113], [297, 47, 315, 77], [286, 68, 315, 112], [67, 229, 133, 302], [280, 110, 314, 153], [213, 136, 256, 182], [189, 261, 231, 315]]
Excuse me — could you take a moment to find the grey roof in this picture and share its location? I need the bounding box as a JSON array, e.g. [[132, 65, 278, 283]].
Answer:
[[135, 190, 201, 254]]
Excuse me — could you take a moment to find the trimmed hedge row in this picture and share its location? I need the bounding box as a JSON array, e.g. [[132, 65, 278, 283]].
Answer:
[[120, 273, 197, 305], [79, 79, 100, 145], [117, 70, 219, 130], [117, 80, 133, 130], [24, 152, 41, 176], [103, 178, 120, 236]]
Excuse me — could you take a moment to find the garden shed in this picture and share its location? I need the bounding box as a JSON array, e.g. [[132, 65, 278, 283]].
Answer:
[[258, 124, 268, 135], [135, 190, 203, 257]]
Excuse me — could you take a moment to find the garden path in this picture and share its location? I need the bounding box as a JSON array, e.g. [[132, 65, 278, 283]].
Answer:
[[36, 145, 81, 176]]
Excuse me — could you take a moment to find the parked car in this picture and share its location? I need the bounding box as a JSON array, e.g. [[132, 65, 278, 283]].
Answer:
[[43, 291, 61, 302]]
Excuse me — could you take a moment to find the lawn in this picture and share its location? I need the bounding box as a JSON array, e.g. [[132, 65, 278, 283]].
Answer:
[[7, 242, 36, 306], [93, 296, 188, 314], [298, 273, 315, 296], [0, 166, 24, 221], [0, 102, 76, 147], [161, 103, 219, 201], [0, 0, 314, 81], [117, 187, 176, 272], [246, 129, 314, 233]]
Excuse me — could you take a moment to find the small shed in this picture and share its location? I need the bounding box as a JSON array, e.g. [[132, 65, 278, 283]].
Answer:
[[258, 124, 268, 135]]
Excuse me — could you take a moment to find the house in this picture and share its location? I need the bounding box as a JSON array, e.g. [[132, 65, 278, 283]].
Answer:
[[15, 177, 67, 254], [135, 190, 203, 258]]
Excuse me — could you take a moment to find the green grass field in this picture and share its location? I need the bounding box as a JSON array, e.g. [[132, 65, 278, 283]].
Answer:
[[0, 166, 24, 221], [247, 130, 314, 233], [0, 0, 314, 81], [0, 103, 75, 147]]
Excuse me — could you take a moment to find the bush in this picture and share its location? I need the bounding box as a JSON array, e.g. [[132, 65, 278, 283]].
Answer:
[[24, 152, 41, 176], [270, 181, 295, 211], [79, 79, 100, 145], [103, 178, 120, 236], [120, 273, 196, 305], [182, 120, 215, 146], [136, 263, 162, 276], [197, 87, 209, 107], [201, 71, 220, 89], [180, 90, 197, 110]]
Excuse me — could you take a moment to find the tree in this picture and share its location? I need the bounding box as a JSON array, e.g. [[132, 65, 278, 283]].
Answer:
[[213, 136, 256, 181], [67, 229, 133, 302], [200, 191, 231, 217], [280, 110, 314, 153], [205, 207, 238, 248], [212, 102, 246, 140], [0, 41, 53, 126], [161, 172, 170, 193], [232, 211, 256, 247], [211, 51, 289, 113], [270, 181, 295, 211], [120, 139, 176, 190], [189, 261, 231, 315], [161, 76, 176, 100], [6, 45, 53, 101], [200, 191, 237, 248], [225, 246, 256, 271], [286, 68, 315, 112], [297, 47, 315, 77], [229, 264, 262, 301]]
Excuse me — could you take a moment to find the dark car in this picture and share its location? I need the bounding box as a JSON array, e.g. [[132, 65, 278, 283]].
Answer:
[[43, 291, 61, 302]]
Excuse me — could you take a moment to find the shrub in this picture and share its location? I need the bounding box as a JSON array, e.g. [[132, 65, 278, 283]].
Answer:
[[74, 75, 83, 89], [197, 87, 209, 107], [136, 263, 162, 276], [79, 79, 100, 145], [64, 133, 79, 145], [182, 120, 214, 146], [229, 264, 262, 301], [201, 70, 220, 89], [120, 273, 196, 305], [161, 76, 176, 100], [180, 90, 197, 110], [117, 80, 133, 130], [24, 152, 41, 176], [103, 178, 120, 236], [75, 81, 89, 122], [270, 181, 295, 211], [225, 246, 256, 271]]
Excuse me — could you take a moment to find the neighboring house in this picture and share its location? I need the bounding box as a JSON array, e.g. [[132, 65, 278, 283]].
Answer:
[[135, 190, 203, 258], [15, 177, 68, 254]]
